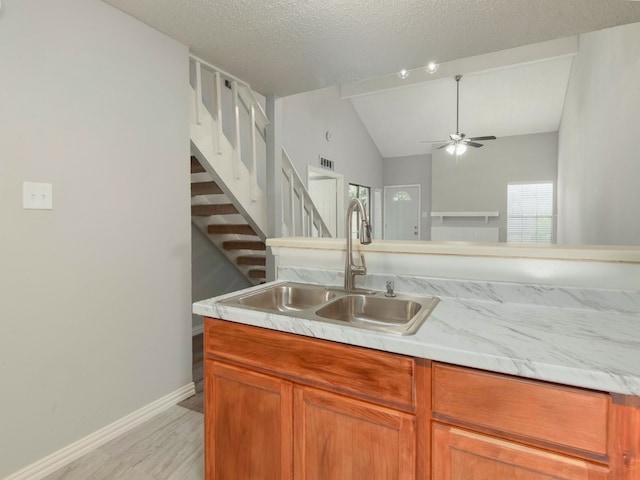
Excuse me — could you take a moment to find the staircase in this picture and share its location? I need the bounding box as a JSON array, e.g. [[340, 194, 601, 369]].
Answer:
[[190, 156, 266, 281], [189, 54, 331, 284]]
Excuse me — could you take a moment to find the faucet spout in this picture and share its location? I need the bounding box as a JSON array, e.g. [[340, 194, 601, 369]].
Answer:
[[345, 198, 372, 291]]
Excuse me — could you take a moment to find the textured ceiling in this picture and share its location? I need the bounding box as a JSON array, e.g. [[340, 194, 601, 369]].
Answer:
[[102, 0, 640, 97]]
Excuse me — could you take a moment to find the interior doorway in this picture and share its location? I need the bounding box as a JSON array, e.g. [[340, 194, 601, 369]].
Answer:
[[307, 167, 344, 237], [384, 184, 421, 240]]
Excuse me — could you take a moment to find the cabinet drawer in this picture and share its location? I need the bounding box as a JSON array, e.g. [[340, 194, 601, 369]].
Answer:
[[432, 363, 609, 456], [432, 423, 608, 480], [205, 318, 415, 411]]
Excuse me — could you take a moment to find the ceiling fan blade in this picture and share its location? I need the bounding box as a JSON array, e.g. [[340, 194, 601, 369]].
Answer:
[[464, 141, 484, 148], [468, 136, 496, 141], [437, 142, 453, 149], [419, 140, 448, 143]]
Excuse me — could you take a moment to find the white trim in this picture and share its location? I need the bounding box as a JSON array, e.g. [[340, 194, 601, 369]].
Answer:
[[431, 211, 499, 224], [192, 323, 204, 336], [4, 383, 196, 480], [267, 237, 640, 265], [307, 166, 345, 237]]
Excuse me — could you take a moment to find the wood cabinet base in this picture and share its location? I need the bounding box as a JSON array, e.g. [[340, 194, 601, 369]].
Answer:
[[204, 318, 640, 480]]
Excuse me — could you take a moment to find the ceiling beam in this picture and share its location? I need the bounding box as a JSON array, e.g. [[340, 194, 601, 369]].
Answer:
[[340, 36, 578, 99]]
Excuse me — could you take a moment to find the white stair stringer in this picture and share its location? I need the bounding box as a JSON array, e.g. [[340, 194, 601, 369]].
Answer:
[[189, 87, 267, 284]]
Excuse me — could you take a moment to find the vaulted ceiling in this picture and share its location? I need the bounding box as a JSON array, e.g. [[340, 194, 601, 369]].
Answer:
[[102, 0, 640, 157]]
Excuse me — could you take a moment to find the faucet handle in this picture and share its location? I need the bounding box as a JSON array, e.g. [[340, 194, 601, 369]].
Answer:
[[359, 253, 367, 271], [385, 280, 396, 297]]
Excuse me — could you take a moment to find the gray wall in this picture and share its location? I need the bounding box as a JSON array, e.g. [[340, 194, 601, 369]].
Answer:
[[191, 226, 251, 332], [558, 22, 640, 246], [432, 132, 558, 242], [382, 154, 433, 240], [281, 85, 384, 221], [0, 1, 191, 476]]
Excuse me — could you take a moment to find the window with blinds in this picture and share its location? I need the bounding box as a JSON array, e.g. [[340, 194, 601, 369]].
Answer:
[[507, 182, 554, 243]]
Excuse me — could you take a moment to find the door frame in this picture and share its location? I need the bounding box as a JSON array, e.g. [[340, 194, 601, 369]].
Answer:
[[307, 166, 345, 238], [383, 184, 421, 240]]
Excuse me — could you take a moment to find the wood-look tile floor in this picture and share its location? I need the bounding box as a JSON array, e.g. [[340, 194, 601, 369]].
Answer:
[[178, 333, 204, 414], [44, 335, 205, 479], [43, 405, 203, 480]]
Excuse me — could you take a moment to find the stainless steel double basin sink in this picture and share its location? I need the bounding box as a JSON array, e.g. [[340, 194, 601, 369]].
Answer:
[[219, 282, 439, 336]]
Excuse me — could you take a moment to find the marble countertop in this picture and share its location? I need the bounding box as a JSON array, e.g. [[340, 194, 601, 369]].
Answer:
[[193, 280, 640, 396]]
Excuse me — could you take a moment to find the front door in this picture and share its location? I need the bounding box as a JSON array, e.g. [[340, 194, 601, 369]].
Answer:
[[384, 185, 420, 240]]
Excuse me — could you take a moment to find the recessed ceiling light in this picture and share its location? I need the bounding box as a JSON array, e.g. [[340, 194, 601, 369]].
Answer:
[[397, 69, 410, 80], [426, 62, 439, 74]]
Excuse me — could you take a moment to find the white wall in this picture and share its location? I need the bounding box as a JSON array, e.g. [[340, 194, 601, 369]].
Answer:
[[281, 86, 383, 213], [431, 133, 558, 242], [0, 1, 191, 477], [191, 226, 250, 331], [382, 154, 433, 240], [557, 22, 640, 246]]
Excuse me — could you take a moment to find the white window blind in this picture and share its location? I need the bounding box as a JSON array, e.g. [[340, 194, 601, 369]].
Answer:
[[373, 187, 382, 240], [507, 182, 553, 243]]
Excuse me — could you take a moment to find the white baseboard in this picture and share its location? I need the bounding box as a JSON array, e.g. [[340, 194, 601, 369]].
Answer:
[[192, 323, 204, 336], [4, 383, 196, 480]]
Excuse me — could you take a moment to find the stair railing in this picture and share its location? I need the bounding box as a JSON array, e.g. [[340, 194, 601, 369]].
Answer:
[[281, 147, 332, 238], [190, 54, 268, 202], [190, 54, 330, 240]]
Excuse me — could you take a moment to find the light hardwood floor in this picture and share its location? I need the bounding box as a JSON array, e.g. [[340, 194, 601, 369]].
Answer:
[[42, 405, 204, 480]]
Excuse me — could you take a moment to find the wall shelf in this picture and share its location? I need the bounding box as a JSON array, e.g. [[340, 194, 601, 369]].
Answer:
[[431, 211, 500, 224]]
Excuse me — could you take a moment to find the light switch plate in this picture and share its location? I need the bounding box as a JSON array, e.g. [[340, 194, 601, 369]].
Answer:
[[23, 182, 53, 210]]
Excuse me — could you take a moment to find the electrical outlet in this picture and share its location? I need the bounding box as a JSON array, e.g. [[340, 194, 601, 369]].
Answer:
[[23, 182, 53, 210]]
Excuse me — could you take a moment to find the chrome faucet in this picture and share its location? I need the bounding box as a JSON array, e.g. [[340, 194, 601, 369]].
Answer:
[[344, 198, 372, 291]]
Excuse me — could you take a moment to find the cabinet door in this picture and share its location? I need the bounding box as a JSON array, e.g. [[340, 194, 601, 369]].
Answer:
[[433, 423, 609, 480], [294, 386, 415, 480], [205, 360, 292, 480]]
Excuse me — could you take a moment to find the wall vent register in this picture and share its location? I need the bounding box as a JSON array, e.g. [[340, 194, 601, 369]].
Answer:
[[319, 156, 334, 171]]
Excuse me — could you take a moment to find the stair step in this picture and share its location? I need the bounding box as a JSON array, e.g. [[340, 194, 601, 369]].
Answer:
[[236, 255, 266, 266], [208, 224, 257, 236], [191, 181, 223, 197], [190, 156, 206, 173], [191, 204, 239, 216], [248, 269, 266, 279], [223, 241, 266, 251]]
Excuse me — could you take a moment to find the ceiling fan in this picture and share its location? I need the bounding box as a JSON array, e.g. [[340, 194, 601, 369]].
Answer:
[[422, 74, 496, 155]]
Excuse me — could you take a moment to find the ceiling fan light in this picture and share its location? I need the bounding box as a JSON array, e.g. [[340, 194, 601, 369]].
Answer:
[[426, 62, 439, 74], [446, 144, 456, 155], [455, 143, 467, 155]]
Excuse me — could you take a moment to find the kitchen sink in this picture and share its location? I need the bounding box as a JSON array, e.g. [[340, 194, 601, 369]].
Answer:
[[236, 283, 336, 312], [220, 282, 439, 336], [315, 295, 422, 324]]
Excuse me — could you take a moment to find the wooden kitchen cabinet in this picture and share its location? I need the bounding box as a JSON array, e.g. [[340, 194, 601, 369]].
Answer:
[[203, 317, 640, 480], [204, 318, 420, 480], [430, 363, 640, 480], [294, 386, 415, 480], [204, 360, 292, 480], [432, 423, 608, 480]]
